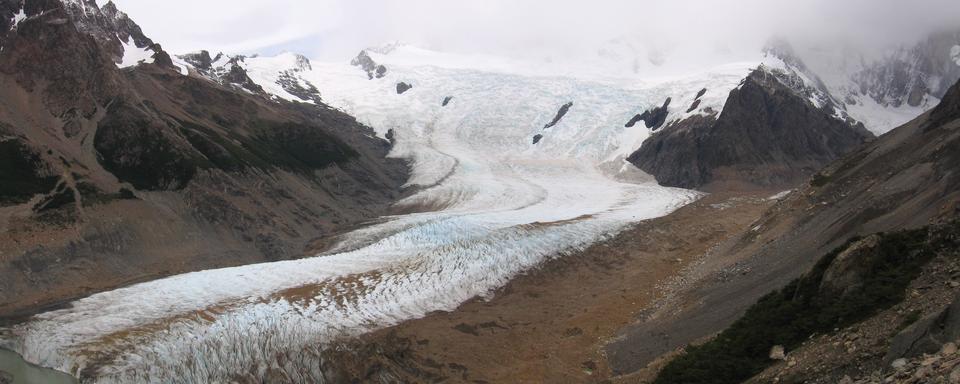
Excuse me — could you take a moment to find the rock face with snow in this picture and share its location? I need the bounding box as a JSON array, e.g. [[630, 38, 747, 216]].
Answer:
[[0, 0, 407, 320], [57, 0, 171, 67], [177, 51, 265, 94], [351, 49, 387, 79], [629, 66, 873, 190], [851, 30, 960, 108], [177, 50, 324, 104]]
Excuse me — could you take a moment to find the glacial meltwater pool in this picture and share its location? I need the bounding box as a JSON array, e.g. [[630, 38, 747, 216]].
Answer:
[[0, 348, 76, 384]]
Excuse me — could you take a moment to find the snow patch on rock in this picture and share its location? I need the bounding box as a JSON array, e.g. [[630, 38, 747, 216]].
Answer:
[[12, 8, 26, 28], [117, 37, 153, 68]]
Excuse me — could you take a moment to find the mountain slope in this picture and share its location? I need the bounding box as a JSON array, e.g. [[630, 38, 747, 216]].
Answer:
[[606, 77, 960, 377], [628, 65, 873, 190], [0, 0, 407, 317]]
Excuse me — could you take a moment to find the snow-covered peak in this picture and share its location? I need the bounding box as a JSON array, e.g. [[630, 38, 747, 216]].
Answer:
[[176, 50, 322, 104], [759, 46, 852, 124]]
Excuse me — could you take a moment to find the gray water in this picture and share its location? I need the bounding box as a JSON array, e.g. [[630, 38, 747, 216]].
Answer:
[[0, 348, 76, 384]]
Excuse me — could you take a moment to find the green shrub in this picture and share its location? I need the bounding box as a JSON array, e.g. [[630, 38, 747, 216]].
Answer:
[[0, 139, 58, 205]]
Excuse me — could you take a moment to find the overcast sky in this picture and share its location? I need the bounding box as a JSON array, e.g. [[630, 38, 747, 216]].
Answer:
[[110, 0, 960, 61]]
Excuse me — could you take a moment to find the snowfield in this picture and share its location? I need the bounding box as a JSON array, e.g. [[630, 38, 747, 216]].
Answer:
[[1, 47, 761, 382]]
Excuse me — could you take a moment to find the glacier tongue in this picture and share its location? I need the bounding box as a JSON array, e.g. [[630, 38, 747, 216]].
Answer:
[[1, 48, 758, 382]]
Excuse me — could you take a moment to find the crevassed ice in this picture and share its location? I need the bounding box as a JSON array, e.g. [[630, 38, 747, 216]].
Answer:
[[1, 51, 756, 382]]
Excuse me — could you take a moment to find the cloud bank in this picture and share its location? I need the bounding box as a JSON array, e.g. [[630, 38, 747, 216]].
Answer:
[[111, 0, 960, 61]]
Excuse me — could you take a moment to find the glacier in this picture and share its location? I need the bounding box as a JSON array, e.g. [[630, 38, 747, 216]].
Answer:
[[0, 46, 761, 382]]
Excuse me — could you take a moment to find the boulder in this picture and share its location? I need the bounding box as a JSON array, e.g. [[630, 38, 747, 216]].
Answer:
[[886, 294, 960, 363], [769, 345, 786, 360], [818, 235, 882, 297]]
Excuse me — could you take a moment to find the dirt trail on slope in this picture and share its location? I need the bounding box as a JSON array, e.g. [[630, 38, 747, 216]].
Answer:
[[320, 193, 773, 383]]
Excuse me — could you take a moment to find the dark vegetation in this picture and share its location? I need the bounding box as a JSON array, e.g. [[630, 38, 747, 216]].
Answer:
[[0, 139, 58, 205], [810, 172, 832, 187], [181, 119, 358, 173], [32, 181, 74, 213], [94, 109, 199, 191], [75, 181, 136, 207], [653, 221, 960, 384], [94, 101, 359, 191], [246, 121, 358, 172]]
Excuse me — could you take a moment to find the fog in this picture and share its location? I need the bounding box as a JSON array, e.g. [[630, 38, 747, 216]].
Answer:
[[111, 0, 960, 62]]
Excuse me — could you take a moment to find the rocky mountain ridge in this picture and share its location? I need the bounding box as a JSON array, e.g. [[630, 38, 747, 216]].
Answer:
[[628, 46, 874, 190]]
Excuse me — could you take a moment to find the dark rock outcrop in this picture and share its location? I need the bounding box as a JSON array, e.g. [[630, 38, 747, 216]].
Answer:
[[544, 102, 573, 129], [686, 88, 707, 112], [625, 98, 670, 129], [180, 50, 214, 72], [397, 82, 412, 94], [221, 55, 264, 94], [628, 69, 873, 190], [442, 96, 453, 107], [351, 50, 387, 80], [532, 134, 543, 144], [886, 294, 960, 362], [276, 70, 322, 104]]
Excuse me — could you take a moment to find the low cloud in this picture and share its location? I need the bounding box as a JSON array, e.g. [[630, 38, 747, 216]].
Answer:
[[111, 0, 960, 61]]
